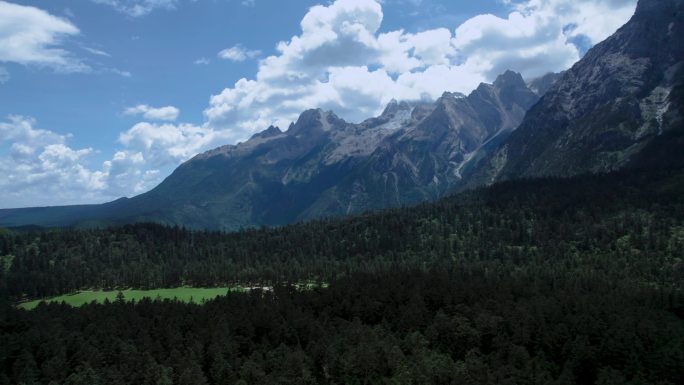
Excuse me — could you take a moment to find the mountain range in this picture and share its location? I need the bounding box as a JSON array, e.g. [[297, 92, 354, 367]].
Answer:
[[460, 0, 684, 187], [1, 0, 682, 230], [0, 71, 545, 229]]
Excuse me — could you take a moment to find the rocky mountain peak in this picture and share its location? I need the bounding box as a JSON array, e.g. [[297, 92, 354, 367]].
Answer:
[[250, 125, 282, 140], [3, 0, 682, 232], [493, 70, 527, 90], [429, 92, 468, 115], [383, 98, 399, 110], [439, 91, 466, 101], [292, 108, 324, 128], [484, 70, 540, 111], [0, 70, 564, 230], [461, 0, 684, 188], [381, 99, 412, 118], [288, 108, 346, 136], [474, 82, 494, 93], [360, 99, 417, 130]]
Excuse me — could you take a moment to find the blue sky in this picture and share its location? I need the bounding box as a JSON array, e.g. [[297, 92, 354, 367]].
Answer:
[[0, 0, 637, 208]]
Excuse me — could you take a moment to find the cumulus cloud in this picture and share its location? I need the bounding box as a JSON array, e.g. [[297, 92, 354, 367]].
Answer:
[[101, 150, 161, 197], [509, 0, 637, 45], [452, 11, 580, 79], [0, 114, 235, 207], [203, 0, 636, 141], [0, 1, 86, 72], [89, 0, 178, 17], [0, 116, 202, 208], [218, 45, 262, 62], [124, 104, 180, 121], [0, 116, 107, 208], [0, 116, 63, 149], [0, 0, 639, 207], [118, 121, 234, 167]]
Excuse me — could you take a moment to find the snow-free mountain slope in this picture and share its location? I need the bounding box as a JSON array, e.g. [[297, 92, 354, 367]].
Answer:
[[0, 71, 544, 230], [461, 0, 684, 187], [4, 0, 682, 231]]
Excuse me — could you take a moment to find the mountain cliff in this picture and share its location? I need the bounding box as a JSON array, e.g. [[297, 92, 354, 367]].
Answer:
[[113, 70, 540, 229], [2, 0, 681, 230], [302, 71, 540, 219], [0, 71, 542, 230], [460, 0, 684, 187]]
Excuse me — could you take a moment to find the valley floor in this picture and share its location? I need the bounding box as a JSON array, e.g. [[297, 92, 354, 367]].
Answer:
[[17, 287, 237, 310]]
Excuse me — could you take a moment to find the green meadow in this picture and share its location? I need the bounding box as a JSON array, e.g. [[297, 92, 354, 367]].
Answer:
[[17, 287, 244, 310]]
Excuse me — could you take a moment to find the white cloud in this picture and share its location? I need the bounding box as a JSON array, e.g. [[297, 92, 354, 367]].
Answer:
[[218, 45, 262, 62], [0, 0, 639, 207], [203, 0, 636, 142], [0, 116, 108, 208], [194, 57, 210, 65], [0, 66, 8, 83], [102, 150, 160, 196], [82, 46, 111, 57], [118, 122, 235, 167], [124, 104, 180, 121], [0, 1, 86, 72], [452, 11, 581, 79], [90, 0, 178, 17], [0, 116, 208, 208], [110, 68, 132, 77], [0, 116, 63, 149], [0, 113, 237, 207], [241, 0, 255, 7], [509, 0, 637, 45]]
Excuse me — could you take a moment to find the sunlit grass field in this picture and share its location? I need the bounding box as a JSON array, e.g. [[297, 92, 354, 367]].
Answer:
[[17, 281, 327, 310], [17, 287, 243, 310]]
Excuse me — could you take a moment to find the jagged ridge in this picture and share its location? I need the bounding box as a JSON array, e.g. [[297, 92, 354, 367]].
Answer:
[[460, 0, 684, 187], [0, 71, 544, 230]]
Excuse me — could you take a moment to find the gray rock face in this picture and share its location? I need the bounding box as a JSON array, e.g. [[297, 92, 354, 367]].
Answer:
[[461, 0, 684, 187], [7, 0, 678, 230], [309, 71, 542, 218], [127, 70, 542, 229], [527, 72, 564, 97], [0, 71, 543, 230]]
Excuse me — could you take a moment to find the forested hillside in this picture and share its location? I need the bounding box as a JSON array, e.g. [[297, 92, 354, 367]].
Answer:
[[2, 269, 682, 385], [2, 0, 683, 384], [2, 168, 683, 299], [1, 167, 683, 384]]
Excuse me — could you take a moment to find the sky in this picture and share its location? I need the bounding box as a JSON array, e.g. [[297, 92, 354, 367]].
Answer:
[[0, 0, 638, 208]]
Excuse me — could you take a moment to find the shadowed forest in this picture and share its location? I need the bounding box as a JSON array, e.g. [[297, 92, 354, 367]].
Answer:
[[1, 167, 683, 384]]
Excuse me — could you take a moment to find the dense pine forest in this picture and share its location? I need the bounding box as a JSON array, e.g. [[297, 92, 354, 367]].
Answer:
[[1, 269, 682, 385], [1, 167, 683, 384], [1, 168, 683, 299], [2, 168, 684, 299], [2, 0, 683, 383]]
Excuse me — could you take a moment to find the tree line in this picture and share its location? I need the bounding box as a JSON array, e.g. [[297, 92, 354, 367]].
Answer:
[[1, 268, 682, 384], [1, 169, 682, 300], [0, 167, 683, 384]]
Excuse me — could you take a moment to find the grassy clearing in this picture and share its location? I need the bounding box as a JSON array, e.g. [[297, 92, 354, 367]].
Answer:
[[17, 287, 243, 310], [16, 282, 328, 310]]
